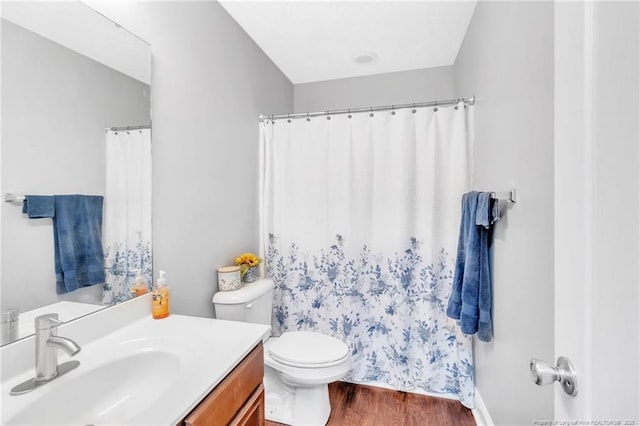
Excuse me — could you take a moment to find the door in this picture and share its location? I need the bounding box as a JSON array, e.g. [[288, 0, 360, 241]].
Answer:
[[554, 1, 639, 422]]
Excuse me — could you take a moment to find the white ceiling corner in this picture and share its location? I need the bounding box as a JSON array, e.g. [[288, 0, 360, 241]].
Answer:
[[219, 0, 477, 84], [1, 1, 150, 85]]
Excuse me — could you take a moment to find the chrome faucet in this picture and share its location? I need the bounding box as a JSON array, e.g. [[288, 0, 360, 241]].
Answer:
[[10, 313, 82, 395], [35, 313, 81, 382]]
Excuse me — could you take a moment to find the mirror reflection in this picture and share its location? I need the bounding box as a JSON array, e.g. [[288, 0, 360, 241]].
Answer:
[[1, 1, 152, 345]]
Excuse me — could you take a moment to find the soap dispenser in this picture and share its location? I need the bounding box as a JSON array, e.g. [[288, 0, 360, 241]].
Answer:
[[130, 269, 149, 297], [152, 270, 170, 319]]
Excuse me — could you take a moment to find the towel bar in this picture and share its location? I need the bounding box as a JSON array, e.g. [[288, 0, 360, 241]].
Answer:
[[4, 193, 25, 203], [490, 188, 517, 203]]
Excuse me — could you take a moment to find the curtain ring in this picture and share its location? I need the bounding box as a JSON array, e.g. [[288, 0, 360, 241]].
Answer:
[[369, 107, 374, 117], [348, 108, 352, 119], [391, 105, 396, 115], [434, 101, 438, 112], [287, 114, 291, 123], [412, 102, 417, 114], [306, 112, 311, 122], [326, 111, 331, 120]]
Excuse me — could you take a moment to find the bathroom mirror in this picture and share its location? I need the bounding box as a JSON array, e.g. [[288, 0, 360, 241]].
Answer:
[[0, 1, 151, 345]]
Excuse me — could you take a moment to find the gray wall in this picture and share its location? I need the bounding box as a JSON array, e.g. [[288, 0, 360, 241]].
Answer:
[[294, 66, 454, 112], [90, 1, 293, 318], [1, 19, 150, 312], [453, 2, 554, 424]]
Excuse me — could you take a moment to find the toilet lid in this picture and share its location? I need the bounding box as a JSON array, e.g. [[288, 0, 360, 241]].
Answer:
[[268, 331, 350, 368]]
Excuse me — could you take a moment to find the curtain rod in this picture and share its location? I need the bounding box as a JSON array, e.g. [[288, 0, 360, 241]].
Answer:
[[106, 124, 151, 132], [259, 95, 475, 122]]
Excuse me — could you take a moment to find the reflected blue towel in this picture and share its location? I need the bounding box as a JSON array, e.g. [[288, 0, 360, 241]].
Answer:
[[446, 191, 500, 342], [23, 195, 105, 294], [22, 195, 54, 218]]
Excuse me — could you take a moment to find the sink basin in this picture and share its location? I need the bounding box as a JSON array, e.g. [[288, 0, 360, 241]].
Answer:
[[1, 297, 271, 426], [6, 345, 182, 425]]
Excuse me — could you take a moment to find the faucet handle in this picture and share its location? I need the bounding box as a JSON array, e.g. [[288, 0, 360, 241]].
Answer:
[[34, 314, 63, 330], [1, 308, 19, 324]]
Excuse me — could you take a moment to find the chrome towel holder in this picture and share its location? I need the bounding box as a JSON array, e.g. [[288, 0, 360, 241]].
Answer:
[[4, 193, 25, 203], [490, 188, 517, 203]]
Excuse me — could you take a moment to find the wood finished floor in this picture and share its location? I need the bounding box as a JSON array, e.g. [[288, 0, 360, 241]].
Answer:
[[265, 382, 476, 426]]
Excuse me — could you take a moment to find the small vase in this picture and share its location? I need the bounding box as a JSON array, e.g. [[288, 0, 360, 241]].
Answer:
[[242, 266, 257, 283]]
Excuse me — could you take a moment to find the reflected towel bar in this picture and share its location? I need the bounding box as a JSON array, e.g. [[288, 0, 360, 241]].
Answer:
[[4, 193, 25, 203]]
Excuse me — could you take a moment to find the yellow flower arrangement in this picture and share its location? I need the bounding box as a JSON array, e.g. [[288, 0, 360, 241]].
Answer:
[[235, 252, 262, 278]]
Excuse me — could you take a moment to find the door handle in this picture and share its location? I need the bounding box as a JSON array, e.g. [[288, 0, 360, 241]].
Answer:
[[530, 356, 578, 396]]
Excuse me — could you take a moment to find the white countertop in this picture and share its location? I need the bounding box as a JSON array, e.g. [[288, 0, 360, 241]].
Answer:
[[0, 294, 270, 425]]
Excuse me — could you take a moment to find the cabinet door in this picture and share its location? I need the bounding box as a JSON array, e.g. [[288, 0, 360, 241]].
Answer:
[[230, 384, 265, 426], [183, 343, 263, 426]]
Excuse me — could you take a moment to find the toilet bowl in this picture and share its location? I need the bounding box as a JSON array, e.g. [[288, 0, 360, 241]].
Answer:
[[263, 331, 351, 425], [212, 279, 352, 426]]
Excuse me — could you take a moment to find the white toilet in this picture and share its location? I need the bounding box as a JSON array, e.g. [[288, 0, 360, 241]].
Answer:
[[213, 278, 351, 426]]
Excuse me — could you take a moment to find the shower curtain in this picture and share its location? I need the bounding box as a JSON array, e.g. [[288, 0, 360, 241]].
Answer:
[[103, 128, 152, 304], [259, 103, 475, 407]]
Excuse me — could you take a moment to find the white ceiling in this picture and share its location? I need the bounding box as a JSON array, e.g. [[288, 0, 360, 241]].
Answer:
[[219, 0, 477, 84], [1, 1, 150, 85]]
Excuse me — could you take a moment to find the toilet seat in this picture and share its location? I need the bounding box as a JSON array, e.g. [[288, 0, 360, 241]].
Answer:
[[267, 331, 350, 368]]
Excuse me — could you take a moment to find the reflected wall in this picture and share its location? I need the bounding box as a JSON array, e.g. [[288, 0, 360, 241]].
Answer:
[[0, 1, 151, 344]]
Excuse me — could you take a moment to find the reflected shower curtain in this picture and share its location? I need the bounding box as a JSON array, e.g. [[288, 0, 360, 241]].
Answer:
[[259, 103, 475, 407], [103, 128, 152, 304]]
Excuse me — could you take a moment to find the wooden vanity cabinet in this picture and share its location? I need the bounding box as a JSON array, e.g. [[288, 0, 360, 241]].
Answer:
[[181, 343, 265, 426]]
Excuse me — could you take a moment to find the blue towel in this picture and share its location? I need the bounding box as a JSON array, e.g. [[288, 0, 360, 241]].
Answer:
[[23, 195, 105, 294], [446, 191, 500, 342], [22, 195, 54, 218]]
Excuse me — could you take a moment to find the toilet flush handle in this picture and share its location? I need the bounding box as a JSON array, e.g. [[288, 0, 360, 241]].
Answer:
[[246, 303, 253, 309]]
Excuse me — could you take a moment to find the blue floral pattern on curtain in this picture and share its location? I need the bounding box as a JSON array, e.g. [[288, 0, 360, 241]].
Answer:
[[266, 234, 475, 408], [103, 233, 152, 304]]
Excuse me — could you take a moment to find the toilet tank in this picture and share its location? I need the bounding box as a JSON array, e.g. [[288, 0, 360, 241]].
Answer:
[[212, 278, 274, 326]]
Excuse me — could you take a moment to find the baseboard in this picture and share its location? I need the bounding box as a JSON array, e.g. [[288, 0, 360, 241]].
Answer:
[[471, 387, 494, 426]]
